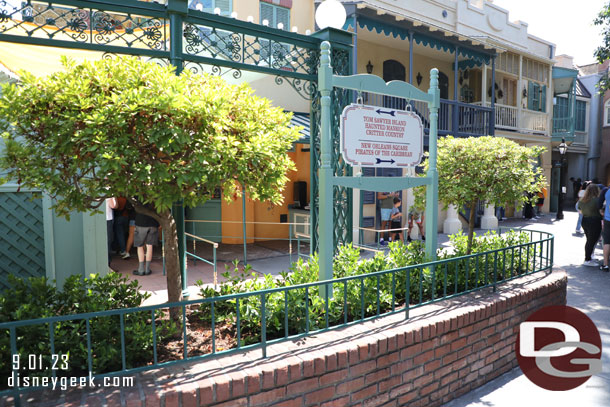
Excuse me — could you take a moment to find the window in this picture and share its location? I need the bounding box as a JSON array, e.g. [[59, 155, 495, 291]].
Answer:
[[553, 96, 568, 119], [522, 57, 549, 84], [575, 100, 587, 132], [260, 3, 290, 30], [604, 99, 610, 126], [189, 0, 232, 15], [527, 81, 547, 112], [259, 3, 291, 66]]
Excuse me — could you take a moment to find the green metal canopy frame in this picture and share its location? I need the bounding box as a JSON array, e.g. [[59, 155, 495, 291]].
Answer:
[[317, 40, 440, 285]]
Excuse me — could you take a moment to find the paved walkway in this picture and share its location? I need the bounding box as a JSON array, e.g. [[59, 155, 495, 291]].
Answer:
[[443, 210, 610, 407]]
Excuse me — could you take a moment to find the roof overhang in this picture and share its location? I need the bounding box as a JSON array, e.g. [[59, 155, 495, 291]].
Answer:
[[552, 66, 578, 95], [339, 1, 504, 57]]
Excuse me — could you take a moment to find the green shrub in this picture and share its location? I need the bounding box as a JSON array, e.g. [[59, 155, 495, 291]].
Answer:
[[0, 273, 175, 387], [198, 230, 536, 344]]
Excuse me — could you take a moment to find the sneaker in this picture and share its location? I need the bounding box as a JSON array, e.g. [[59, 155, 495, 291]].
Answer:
[[108, 267, 117, 273], [600, 265, 609, 272], [575, 229, 583, 234], [583, 260, 598, 267], [407, 236, 412, 243], [120, 251, 130, 259], [421, 236, 426, 241], [379, 239, 388, 246], [132, 269, 152, 276]]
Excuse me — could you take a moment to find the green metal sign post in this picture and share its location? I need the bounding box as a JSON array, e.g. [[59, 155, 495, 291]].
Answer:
[[317, 40, 440, 289]]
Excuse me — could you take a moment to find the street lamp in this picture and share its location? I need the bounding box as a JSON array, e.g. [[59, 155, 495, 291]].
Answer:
[[556, 138, 567, 220], [315, 0, 347, 30]]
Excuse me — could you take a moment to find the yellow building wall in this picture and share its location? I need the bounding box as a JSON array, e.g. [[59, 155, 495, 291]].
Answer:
[[221, 146, 310, 244], [233, 1, 314, 33], [356, 39, 455, 97]]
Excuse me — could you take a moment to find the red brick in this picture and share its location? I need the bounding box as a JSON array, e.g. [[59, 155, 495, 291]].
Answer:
[[274, 366, 289, 387], [302, 359, 314, 377], [215, 378, 231, 402], [336, 376, 364, 395], [350, 360, 376, 377], [359, 343, 369, 360], [351, 384, 377, 402], [289, 362, 302, 382], [314, 356, 326, 375], [337, 350, 348, 369], [287, 377, 318, 396], [378, 375, 401, 392], [402, 366, 423, 383], [305, 386, 335, 405], [144, 390, 162, 407], [434, 344, 451, 359], [363, 392, 390, 407], [179, 384, 198, 407], [390, 359, 413, 376], [227, 371, 246, 398], [400, 343, 422, 359], [320, 370, 347, 386], [413, 372, 434, 388], [321, 396, 350, 407], [164, 391, 178, 407], [440, 331, 459, 345], [440, 372, 459, 387], [420, 381, 439, 396], [397, 390, 417, 405], [365, 368, 390, 385], [214, 398, 248, 407], [413, 350, 434, 365], [450, 338, 468, 352], [246, 374, 261, 395], [250, 388, 286, 407], [378, 351, 400, 368], [326, 353, 338, 371], [424, 359, 441, 373], [389, 382, 412, 398], [271, 397, 303, 407], [262, 369, 275, 389]]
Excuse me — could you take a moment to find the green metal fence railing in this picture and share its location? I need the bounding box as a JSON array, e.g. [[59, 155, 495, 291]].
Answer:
[[0, 229, 553, 405]]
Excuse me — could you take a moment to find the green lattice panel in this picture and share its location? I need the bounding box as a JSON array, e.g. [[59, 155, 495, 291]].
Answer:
[[310, 47, 352, 253], [0, 193, 46, 290]]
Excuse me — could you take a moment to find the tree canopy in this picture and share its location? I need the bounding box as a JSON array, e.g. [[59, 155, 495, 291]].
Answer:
[[0, 56, 301, 308], [419, 136, 545, 253], [595, 2, 610, 92]]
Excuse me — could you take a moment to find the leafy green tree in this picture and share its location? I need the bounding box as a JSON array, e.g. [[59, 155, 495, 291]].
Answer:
[[0, 57, 300, 313], [595, 2, 610, 92], [419, 136, 545, 254]]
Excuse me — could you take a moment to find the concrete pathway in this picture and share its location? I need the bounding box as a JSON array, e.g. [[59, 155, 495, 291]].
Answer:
[[443, 210, 610, 407]]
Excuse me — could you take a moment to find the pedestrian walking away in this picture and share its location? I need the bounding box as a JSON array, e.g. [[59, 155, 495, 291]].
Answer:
[[577, 184, 602, 267]]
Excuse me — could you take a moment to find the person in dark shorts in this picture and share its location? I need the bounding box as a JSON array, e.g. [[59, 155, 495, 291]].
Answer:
[[390, 197, 403, 242], [133, 211, 159, 276]]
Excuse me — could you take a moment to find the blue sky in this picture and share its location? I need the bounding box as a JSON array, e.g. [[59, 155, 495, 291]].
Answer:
[[492, 0, 607, 66]]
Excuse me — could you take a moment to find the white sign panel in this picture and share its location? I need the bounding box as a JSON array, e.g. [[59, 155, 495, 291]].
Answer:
[[340, 104, 424, 168]]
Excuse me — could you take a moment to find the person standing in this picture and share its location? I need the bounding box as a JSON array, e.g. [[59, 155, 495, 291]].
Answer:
[[575, 182, 587, 234], [133, 209, 160, 276], [577, 184, 602, 267], [390, 197, 403, 242], [599, 184, 610, 272], [106, 197, 117, 269], [377, 191, 397, 245]]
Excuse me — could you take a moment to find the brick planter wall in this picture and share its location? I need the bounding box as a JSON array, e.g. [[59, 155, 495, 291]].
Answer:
[[10, 270, 567, 407]]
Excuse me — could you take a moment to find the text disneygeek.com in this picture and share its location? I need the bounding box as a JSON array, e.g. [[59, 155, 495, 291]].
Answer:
[[8, 374, 135, 391]]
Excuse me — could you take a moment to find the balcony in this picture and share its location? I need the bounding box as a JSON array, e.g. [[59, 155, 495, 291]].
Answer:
[[474, 102, 549, 136], [363, 93, 493, 139]]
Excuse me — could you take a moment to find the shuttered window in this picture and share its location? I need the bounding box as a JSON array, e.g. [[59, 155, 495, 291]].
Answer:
[[575, 100, 587, 132], [189, 0, 232, 15], [260, 3, 290, 30], [527, 81, 546, 112]]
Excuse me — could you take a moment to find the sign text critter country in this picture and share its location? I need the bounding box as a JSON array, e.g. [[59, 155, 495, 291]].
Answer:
[[340, 104, 424, 168]]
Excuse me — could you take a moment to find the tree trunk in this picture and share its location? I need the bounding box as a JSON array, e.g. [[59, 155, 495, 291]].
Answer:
[[467, 201, 477, 255], [158, 210, 183, 321]]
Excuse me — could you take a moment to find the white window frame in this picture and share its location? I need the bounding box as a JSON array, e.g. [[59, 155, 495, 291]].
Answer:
[[604, 99, 610, 127]]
